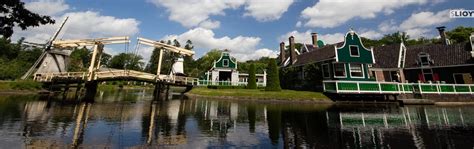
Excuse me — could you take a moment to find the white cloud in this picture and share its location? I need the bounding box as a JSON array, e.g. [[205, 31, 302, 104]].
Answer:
[[278, 30, 344, 45], [360, 30, 384, 39], [162, 27, 275, 61], [376, 9, 452, 38], [399, 10, 451, 30], [243, 0, 294, 22], [300, 0, 428, 28], [149, 0, 294, 29], [149, 0, 244, 29], [12, 11, 140, 43], [24, 0, 69, 16]]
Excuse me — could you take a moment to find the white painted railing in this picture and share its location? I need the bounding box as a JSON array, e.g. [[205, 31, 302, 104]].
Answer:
[[323, 80, 474, 95]]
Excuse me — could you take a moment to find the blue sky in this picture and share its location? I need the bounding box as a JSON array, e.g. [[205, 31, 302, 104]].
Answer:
[[13, 0, 474, 62]]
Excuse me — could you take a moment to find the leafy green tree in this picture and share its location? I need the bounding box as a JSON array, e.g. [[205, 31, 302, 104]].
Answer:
[[247, 63, 257, 89], [108, 53, 143, 71], [265, 59, 281, 91], [69, 47, 90, 71], [183, 40, 198, 77], [1, 0, 55, 38], [446, 26, 474, 43], [194, 49, 222, 78], [145, 47, 161, 73]]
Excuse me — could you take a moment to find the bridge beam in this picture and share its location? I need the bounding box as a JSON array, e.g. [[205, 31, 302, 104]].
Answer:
[[156, 48, 164, 77], [87, 43, 104, 81]]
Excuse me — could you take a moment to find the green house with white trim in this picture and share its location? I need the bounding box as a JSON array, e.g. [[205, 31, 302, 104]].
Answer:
[[279, 29, 375, 91], [280, 29, 474, 97], [201, 50, 267, 86]]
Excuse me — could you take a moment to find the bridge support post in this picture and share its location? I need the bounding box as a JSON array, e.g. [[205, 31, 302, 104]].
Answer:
[[153, 82, 162, 100], [87, 44, 104, 81], [84, 81, 98, 100]]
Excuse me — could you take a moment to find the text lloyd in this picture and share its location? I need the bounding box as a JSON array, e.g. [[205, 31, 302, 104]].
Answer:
[[450, 10, 474, 17]]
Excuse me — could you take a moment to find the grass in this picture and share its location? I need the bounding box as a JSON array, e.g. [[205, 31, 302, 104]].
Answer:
[[0, 80, 42, 91], [188, 87, 330, 101]]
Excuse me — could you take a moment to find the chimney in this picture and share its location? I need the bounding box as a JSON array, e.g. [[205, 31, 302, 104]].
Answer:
[[436, 26, 448, 45], [279, 42, 286, 65], [311, 32, 318, 48], [289, 36, 296, 65]]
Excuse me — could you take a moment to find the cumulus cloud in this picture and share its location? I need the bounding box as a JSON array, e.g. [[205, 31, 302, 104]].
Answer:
[[149, 0, 294, 29], [24, 0, 69, 16], [300, 0, 428, 28], [278, 30, 344, 45], [375, 9, 452, 39], [12, 11, 140, 43], [243, 0, 294, 22], [12, 0, 140, 45], [162, 28, 276, 61]]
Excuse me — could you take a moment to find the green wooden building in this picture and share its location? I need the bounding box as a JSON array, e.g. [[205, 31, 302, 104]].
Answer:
[[201, 50, 267, 86]]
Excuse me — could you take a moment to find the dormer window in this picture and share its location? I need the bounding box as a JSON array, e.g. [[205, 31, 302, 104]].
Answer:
[[223, 59, 229, 67], [349, 45, 359, 57], [418, 53, 431, 66]]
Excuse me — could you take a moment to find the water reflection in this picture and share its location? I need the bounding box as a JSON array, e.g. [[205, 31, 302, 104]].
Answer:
[[0, 90, 473, 148]]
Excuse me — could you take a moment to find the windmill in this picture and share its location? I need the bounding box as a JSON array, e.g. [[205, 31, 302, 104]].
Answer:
[[21, 17, 69, 80]]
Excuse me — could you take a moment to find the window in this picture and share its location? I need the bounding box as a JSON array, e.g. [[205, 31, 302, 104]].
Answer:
[[322, 64, 330, 78], [350, 64, 364, 78], [418, 53, 431, 66], [350, 45, 359, 57], [223, 59, 229, 67], [333, 63, 346, 77]]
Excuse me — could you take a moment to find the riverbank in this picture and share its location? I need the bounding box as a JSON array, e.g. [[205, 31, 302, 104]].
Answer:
[[186, 87, 333, 103], [0, 81, 43, 95]]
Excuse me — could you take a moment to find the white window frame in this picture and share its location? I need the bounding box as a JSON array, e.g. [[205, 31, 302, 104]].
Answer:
[[418, 53, 430, 66], [349, 45, 360, 57], [223, 59, 229, 67], [333, 63, 347, 78], [349, 63, 365, 78], [452, 73, 467, 84], [321, 63, 330, 78]]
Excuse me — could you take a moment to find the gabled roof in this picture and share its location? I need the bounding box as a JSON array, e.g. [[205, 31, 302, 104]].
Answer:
[[292, 42, 344, 66], [372, 44, 401, 68], [404, 42, 473, 68], [372, 42, 473, 69]]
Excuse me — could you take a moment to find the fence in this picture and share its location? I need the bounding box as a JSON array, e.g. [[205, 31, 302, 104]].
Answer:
[[323, 80, 474, 95]]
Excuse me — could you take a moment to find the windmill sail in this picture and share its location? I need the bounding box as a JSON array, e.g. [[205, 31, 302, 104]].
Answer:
[[21, 17, 69, 80]]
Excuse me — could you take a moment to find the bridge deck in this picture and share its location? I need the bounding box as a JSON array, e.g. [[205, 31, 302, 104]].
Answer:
[[34, 69, 198, 86]]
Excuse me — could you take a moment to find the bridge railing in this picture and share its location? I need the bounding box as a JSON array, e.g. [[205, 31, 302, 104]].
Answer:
[[34, 72, 87, 82], [323, 80, 474, 95]]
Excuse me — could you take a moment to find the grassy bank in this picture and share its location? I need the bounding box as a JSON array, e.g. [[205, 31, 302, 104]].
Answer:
[[188, 87, 330, 101], [0, 80, 42, 91]]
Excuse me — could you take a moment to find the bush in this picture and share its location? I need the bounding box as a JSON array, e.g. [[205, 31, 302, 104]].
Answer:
[[247, 63, 257, 89], [207, 85, 246, 89], [265, 59, 281, 91], [9, 80, 42, 90]]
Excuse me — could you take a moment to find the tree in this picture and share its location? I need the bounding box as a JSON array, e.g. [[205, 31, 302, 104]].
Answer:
[[265, 59, 281, 91], [247, 63, 257, 89], [446, 26, 474, 43], [183, 40, 198, 77], [194, 49, 222, 78], [1, 0, 55, 38], [108, 53, 143, 71]]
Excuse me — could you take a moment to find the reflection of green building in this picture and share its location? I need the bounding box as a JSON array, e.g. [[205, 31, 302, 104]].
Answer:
[[200, 50, 267, 86]]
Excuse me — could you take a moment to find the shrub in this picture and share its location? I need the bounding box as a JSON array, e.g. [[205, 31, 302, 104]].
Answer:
[[207, 85, 246, 89], [247, 63, 257, 89], [265, 59, 281, 91]]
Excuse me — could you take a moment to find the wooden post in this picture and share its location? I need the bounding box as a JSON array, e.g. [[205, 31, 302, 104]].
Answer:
[[156, 49, 164, 77], [87, 43, 104, 81]]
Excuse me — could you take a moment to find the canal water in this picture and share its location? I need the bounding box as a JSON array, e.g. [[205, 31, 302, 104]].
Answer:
[[0, 89, 473, 148]]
